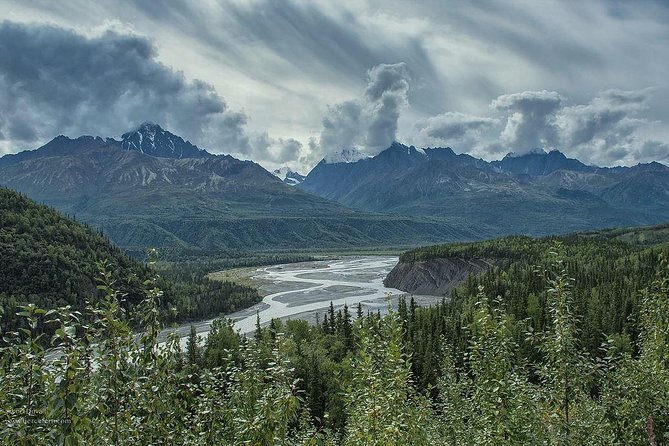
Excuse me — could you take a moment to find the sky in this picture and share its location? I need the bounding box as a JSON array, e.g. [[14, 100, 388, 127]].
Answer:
[[1, 0, 668, 172]]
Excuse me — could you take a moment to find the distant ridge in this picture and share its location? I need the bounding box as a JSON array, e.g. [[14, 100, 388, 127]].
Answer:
[[299, 142, 669, 236], [2, 128, 668, 255], [0, 122, 211, 169], [0, 127, 468, 255], [491, 149, 594, 176]]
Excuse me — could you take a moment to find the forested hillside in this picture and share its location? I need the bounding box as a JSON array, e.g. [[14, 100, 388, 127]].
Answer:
[[398, 223, 669, 262], [2, 186, 669, 444], [0, 187, 260, 333], [393, 228, 669, 358]]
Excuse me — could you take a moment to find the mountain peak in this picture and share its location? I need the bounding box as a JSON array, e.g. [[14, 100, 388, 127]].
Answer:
[[323, 147, 369, 164], [121, 121, 163, 139], [629, 161, 669, 173], [272, 167, 305, 186], [376, 142, 426, 161], [503, 148, 549, 159], [0, 134, 115, 169], [494, 148, 591, 176], [138, 121, 161, 131], [120, 123, 211, 159]]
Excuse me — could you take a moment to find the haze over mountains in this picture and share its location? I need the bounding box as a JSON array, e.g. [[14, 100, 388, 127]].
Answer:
[[1, 124, 667, 256]]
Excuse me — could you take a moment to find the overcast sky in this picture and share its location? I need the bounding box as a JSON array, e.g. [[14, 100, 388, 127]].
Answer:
[[1, 0, 668, 171]]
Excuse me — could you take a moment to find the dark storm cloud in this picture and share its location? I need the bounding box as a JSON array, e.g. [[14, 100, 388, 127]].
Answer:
[[0, 21, 255, 155], [413, 112, 498, 145]]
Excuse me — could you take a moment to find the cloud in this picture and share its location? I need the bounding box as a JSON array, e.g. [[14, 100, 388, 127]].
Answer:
[[471, 88, 665, 165], [552, 89, 652, 164], [491, 90, 563, 151], [2, 0, 669, 169], [363, 63, 411, 151], [237, 133, 304, 165], [171, 0, 444, 114], [320, 101, 364, 153], [633, 140, 669, 163], [0, 21, 247, 153], [412, 112, 498, 148], [314, 62, 410, 159], [0, 21, 308, 167], [557, 90, 646, 146]]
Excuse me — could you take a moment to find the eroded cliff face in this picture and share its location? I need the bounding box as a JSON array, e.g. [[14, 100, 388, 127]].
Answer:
[[384, 257, 494, 296]]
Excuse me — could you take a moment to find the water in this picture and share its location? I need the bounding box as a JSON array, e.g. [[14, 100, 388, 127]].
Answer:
[[160, 256, 408, 344]]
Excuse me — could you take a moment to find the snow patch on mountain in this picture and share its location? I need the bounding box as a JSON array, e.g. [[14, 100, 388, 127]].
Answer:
[[324, 147, 369, 164]]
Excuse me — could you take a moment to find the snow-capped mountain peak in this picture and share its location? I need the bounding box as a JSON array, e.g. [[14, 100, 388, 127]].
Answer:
[[120, 123, 212, 159]]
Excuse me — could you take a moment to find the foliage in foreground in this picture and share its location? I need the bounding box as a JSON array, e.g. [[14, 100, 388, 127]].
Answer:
[[1, 248, 668, 445]]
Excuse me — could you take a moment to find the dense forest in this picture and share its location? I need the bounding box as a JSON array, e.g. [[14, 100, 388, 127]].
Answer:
[[397, 230, 669, 361], [1, 238, 668, 444], [0, 187, 261, 334]]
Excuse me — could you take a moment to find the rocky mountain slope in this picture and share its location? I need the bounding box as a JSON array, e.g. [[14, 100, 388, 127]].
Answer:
[[120, 122, 212, 159], [0, 127, 470, 255]]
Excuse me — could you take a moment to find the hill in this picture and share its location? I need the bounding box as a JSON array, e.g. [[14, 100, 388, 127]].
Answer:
[[0, 187, 260, 333], [386, 223, 669, 357]]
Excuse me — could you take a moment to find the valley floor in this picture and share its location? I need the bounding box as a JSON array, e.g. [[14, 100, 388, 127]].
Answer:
[[160, 256, 443, 344]]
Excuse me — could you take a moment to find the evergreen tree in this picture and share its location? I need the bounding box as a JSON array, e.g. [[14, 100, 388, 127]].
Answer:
[[328, 301, 336, 334], [186, 324, 200, 367]]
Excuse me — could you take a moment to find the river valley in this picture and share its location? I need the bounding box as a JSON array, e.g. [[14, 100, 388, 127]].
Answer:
[[161, 256, 441, 344]]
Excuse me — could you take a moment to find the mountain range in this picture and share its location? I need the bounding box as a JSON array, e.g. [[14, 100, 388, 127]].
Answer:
[[0, 125, 468, 256], [299, 142, 669, 237], [1, 125, 667, 256]]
